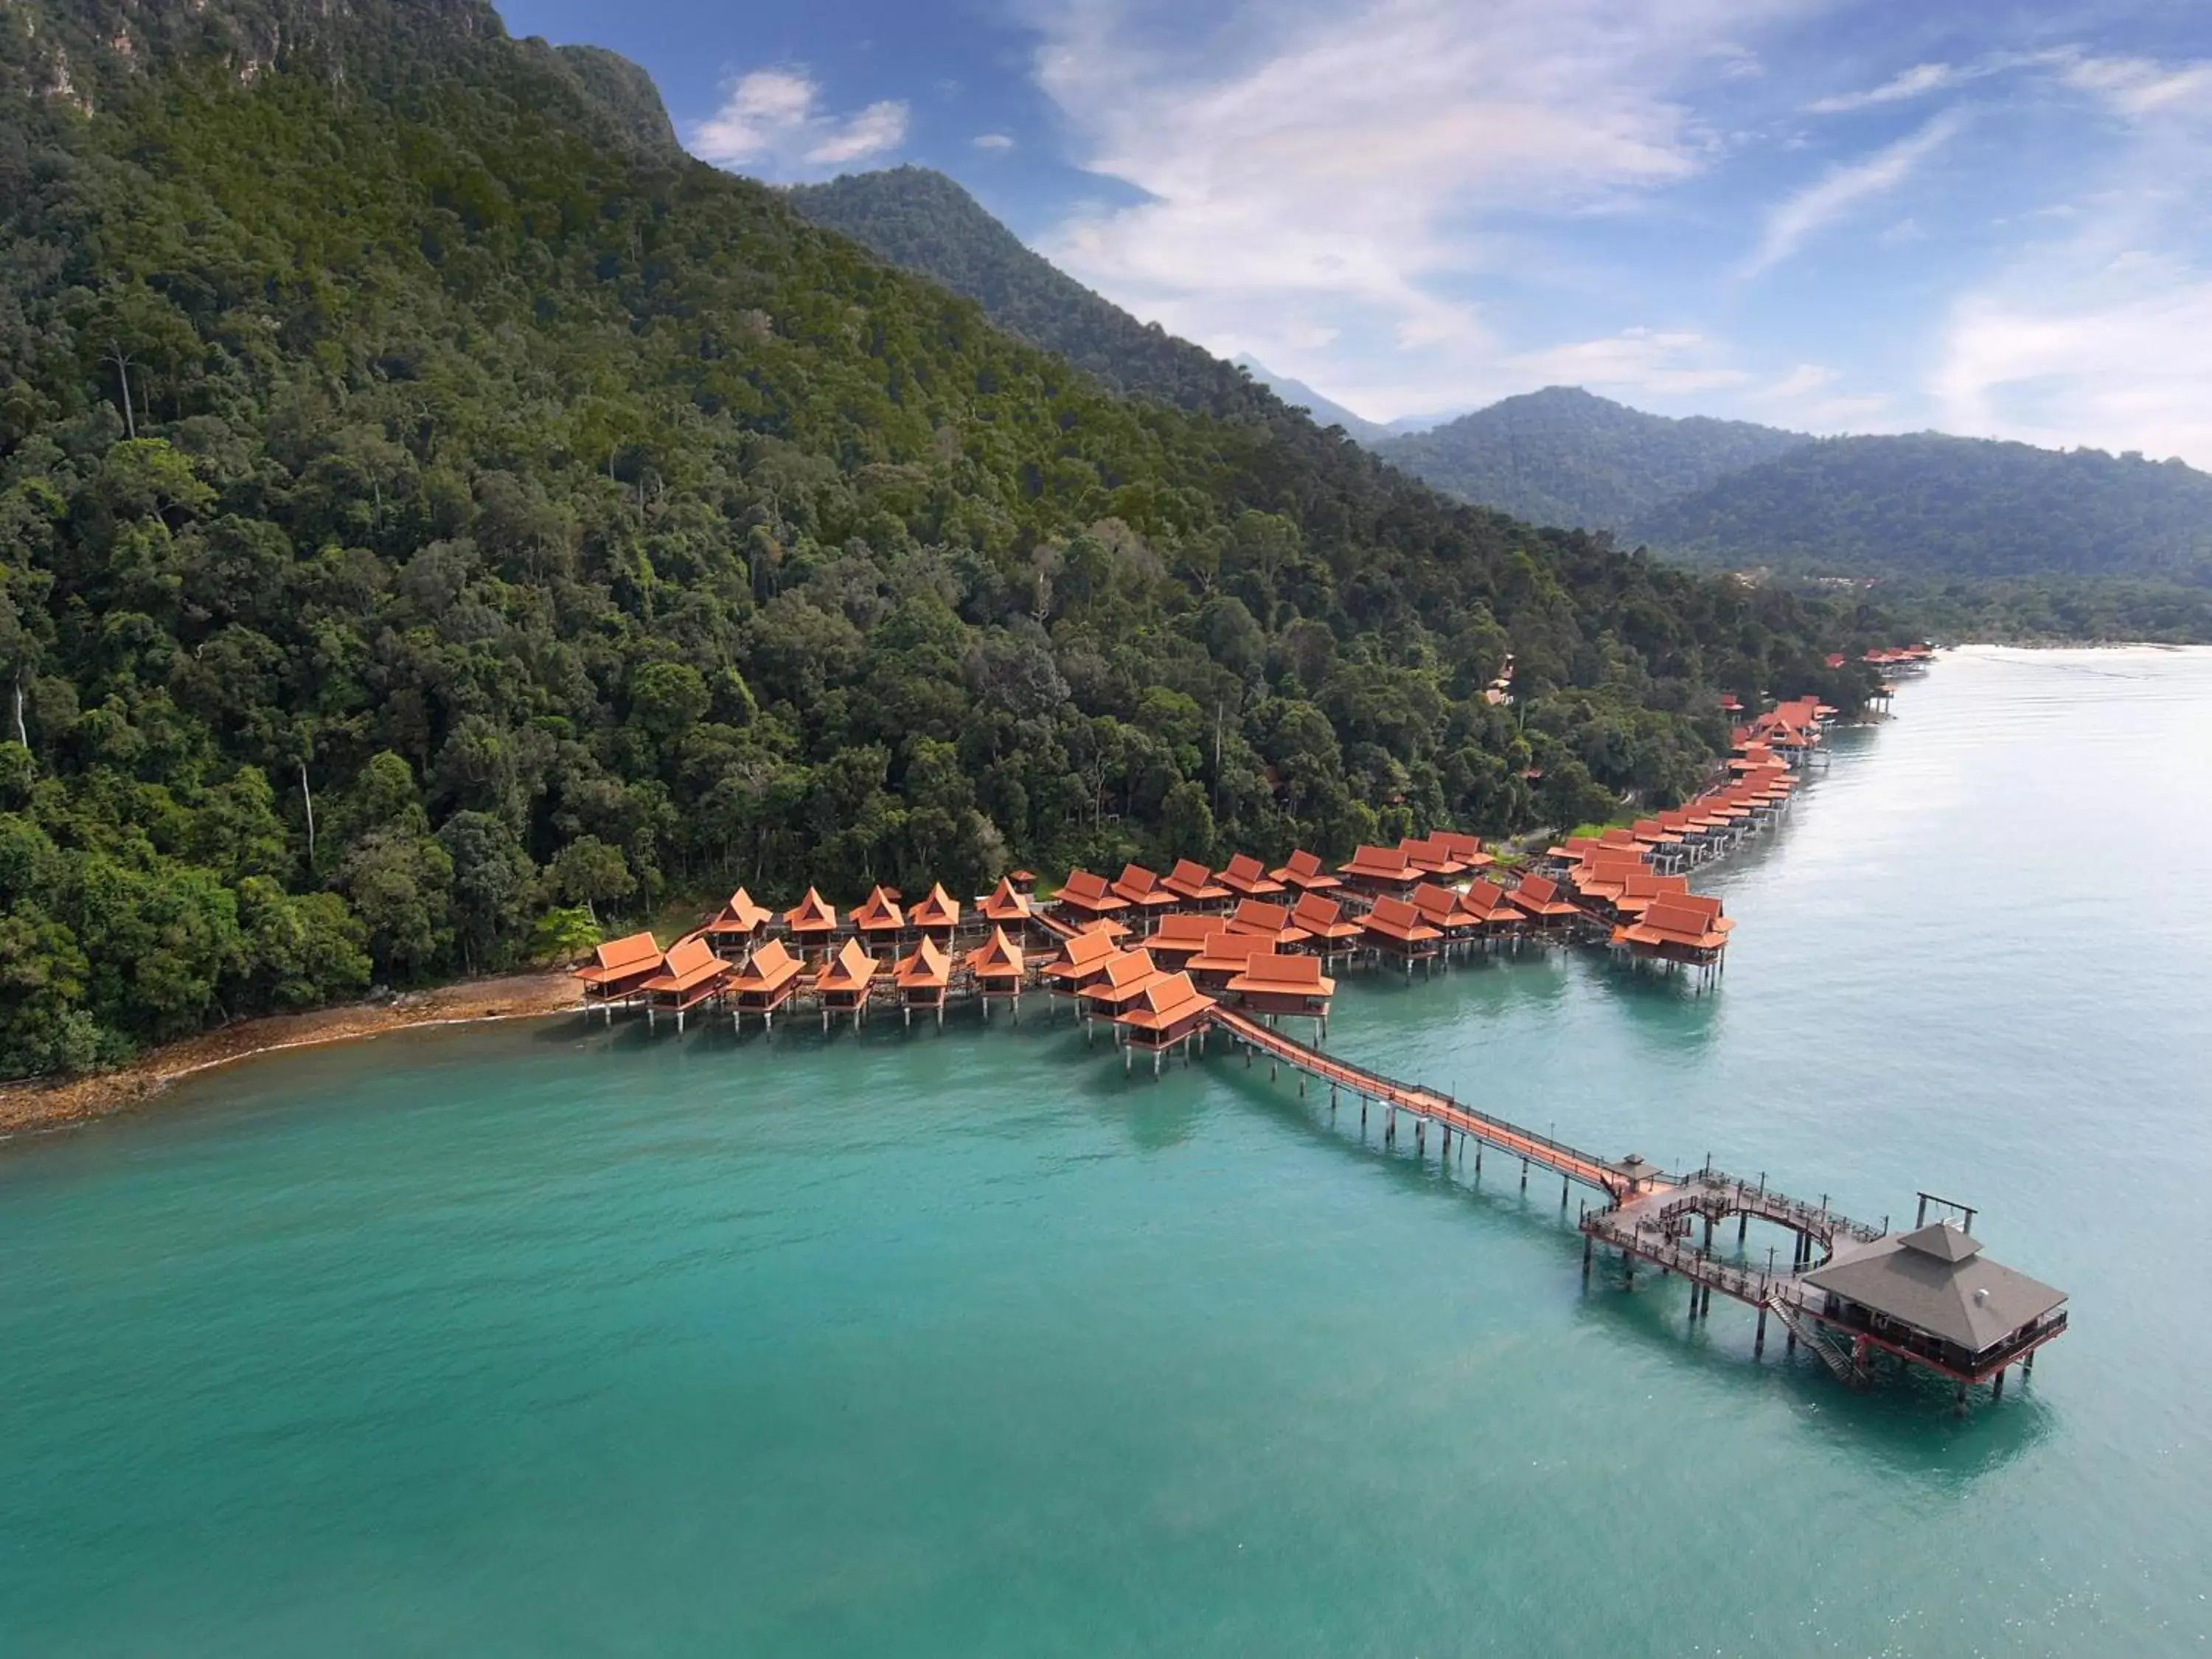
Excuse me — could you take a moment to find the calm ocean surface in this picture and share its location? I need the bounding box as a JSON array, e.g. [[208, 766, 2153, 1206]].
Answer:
[[3, 647, 2208, 1657]]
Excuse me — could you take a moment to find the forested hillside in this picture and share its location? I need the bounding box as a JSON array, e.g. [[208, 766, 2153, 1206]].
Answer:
[[1631, 434, 2212, 585], [1375, 388, 1810, 532], [0, 1, 1878, 1077]]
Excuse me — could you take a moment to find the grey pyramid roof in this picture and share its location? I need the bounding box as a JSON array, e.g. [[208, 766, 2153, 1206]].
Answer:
[[1804, 1234, 2065, 1353], [1898, 1222, 1983, 1263]]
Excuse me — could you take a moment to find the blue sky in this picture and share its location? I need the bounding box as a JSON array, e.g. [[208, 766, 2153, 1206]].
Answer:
[[499, 0, 2212, 463]]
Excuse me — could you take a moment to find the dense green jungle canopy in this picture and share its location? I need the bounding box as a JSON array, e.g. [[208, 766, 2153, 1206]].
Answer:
[[0, 0, 1885, 1077]]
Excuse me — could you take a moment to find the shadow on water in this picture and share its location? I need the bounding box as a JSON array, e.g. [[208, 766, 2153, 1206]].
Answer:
[[1203, 1050, 2051, 1477]]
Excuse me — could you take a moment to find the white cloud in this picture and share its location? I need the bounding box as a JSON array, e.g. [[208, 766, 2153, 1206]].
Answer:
[[1933, 52, 2212, 465], [1508, 329, 1752, 397], [1020, 0, 1812, 417], [1807, 62, 1958, 114], [1741, 108, 1964, 278], [688, 68, 910, 179], [972, 132, 1015, 151]]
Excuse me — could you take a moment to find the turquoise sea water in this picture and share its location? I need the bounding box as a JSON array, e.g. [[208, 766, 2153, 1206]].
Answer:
[[3, 647, 2209, 1656]]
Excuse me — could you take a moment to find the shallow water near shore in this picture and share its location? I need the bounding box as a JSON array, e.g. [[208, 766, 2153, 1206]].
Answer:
[[3, 647, 2209, 1656]]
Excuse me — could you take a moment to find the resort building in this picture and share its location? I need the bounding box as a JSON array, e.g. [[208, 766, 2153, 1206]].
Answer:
[[1112, 972, 1217, 1073], [1217, 853, 1287, 899], [1507, 874, 1584, 930], [1360, 896, 1442, 972], [1270, 849, 1341, 893], [784, 888, 839, 959], [1225, 950, 1335, 1040], [1055, 869, 1129, 927], [574, 930, 664, 1017], [1186, 928, 1265, 993], [701, 888, 772, 961], [639, 936, 731, 1032], [1078, 949, 1168, 1035], [814, 937, 880, 1030], [1287, 894, 1363, 959], [894, 936, 954, 1027], [726, 938, 805, 1032], [965, 927, 1027, 1020], [1043, 928, 1122, 1008], [1799, 1222, 2068, 1394], [908, 883, 961, 944], [1337, 843, 1420, 897], [1145, 912, 1226, 972], [1111, 864, 1180, 930], [852, 885, 906, 959], [1226, 898, 1308, 950], [1161, 858, 1232, 911]]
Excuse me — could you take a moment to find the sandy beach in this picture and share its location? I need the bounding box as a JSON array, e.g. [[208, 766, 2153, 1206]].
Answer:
[[0, 972, 580, 1138]]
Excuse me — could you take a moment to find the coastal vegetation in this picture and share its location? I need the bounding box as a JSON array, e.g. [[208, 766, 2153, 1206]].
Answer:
[[0, 0, 1879, 1078]]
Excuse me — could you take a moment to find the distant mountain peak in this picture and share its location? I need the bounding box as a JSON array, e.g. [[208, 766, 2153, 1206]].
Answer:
[[1231, 357, 1388, 442]]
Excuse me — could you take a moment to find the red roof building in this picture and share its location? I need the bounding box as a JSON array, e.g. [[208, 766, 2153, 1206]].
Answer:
[[1225, 950, 1335, 1032], [701, 888, 773, 958], [639, 935, 731, 1029], [1112, 863, 1180, 926], [727, 938, 806, 1026], [908, 883, 961, 939], [1161, 858, 1232, 909], [574, 930, 664, 1009], [1056, 869, 1129, 923], [1113, 972, 1217, 1067], [815, 937, 880, 1025], [784, 888, 839, 953], [1288, 893, 1363, 956], [1338, 843, 1419, 895], [894, 937, 954, 1024], [1187, 928, 1265, 992], [1507, 874, 1582, 928], [1144, 911, 1225, 970], [852, 885, 906, 955], [1270, 849, 1343, 892], [1360, 896, 1442, 967], [1217, 853, 1287, 898]]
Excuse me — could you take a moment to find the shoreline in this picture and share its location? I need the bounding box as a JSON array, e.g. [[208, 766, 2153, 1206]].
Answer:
[[0, 972, 578, 1139]]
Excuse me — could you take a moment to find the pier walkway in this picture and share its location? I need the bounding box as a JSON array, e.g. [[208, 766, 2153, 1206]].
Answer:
[[1207, 1006, 1630, 1198]]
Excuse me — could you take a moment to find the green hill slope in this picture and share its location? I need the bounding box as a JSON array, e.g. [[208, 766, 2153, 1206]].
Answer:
[[1631, 434, 2212, 584], [0, 5, 1874, 1076], [1374, 388, 1811, 532]]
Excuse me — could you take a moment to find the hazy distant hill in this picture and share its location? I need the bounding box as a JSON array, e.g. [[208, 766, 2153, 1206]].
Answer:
[[1375, 388, 1812, 533], [787, 167, 1276, 420], [1633, 435, 2212, 585], [1231, 357, 1388, 442]]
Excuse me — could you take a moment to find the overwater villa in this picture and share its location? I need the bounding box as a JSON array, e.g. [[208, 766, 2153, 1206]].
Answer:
[[1145, 911, 1225, 971], [639, 936, 731, 1032], [1112, 972, 1217, 1073], [1226, 898, 1308, 950], [726, 938, 805, 1031], [894, 937, 954, 1027], [1338, 843, 1419, 897], [1507, 874, 1583, 930], [979, 875, 1034, 936], [1186, 928, 1264, 993], [1400, 836, 1468, 880], [965, 927, 1027, 1020], [1410, 881, 1482, 955], [815, 937, 880, 1030], [1225, 950, 1335, 1040], [1615, 898, 1731, 975], [1433, 830, 1493, 871], [909, 883, 962, 943], [1360, 895, 1442, 971], [1056, 869, 1128, 926], [1161, 858, 1231, 911], [785, 888, 839, 959], [1111, 863, 1180, 929], [574, 931, 664, 1018], [853, 886, 906, 959], [1217, 853, 1287, 899], [1078, 949, 1167, 1037], [1288, 893, 1363, 959], [1271, 849, 1341, 893], [701, 888, 773, 961], [1043, 928, 1121, 1009]]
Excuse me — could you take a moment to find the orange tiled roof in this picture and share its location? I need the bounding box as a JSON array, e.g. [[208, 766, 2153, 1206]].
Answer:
[[1057, 869, 1127, 914], [1162, 859, 1231, 902], [728, 937, 804, 994], [1228, 951, 1335, 998], [1361, 896, 1441, 944], [1289, 893, 1361, 940], [1113, 863, 1176, 907], [1339, 844, 1413, 880], [785, 888, 838, 933], [1271, 849, 1342, 889], [815, 936, 880, 993], [1115, 971, 1216, 1032], [981, 877, 1032, 921], [1218, 853, 1286, 896], [575, 929, 662, 985], [852, 885, 905, 933], [704, 888, 773, 935], [894, 937, 953, 990], [909, 883, 961, 929], [967, 927, 1026, 981], [641, 936, 729, 995], [1188, 928, 1265, 973]]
